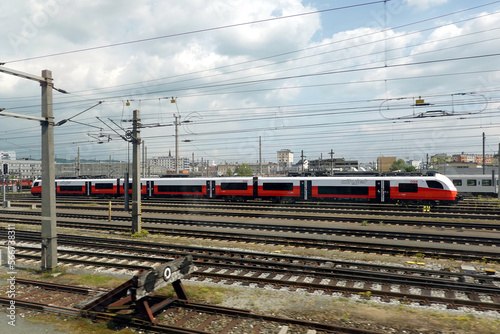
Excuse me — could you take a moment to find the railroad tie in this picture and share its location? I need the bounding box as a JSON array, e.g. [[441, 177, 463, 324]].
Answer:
[[195, 314, 218, 331], [277, 325, 289, 334], [172, 310, 198, 327], [490, 294, 500, 304], [219, 318, 242, 334], [467, 291, 481, 302]]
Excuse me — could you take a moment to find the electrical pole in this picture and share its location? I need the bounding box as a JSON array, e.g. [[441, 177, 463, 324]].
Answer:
[[2, 169, 6, 208], [329, 149, 334, 176], [76, 147, 80, 177], [301, 150, 305, 173], [142, 140, 145, 178], [498, 143, 500, 199], [483, 132, 486, 174], [259, 136, 262, 175], [0, 68, 62, 271], [131, 109, 141, 234], [40, 70, 57, 271], [0, 67, 61, 272], [174, 114, 179, 174]]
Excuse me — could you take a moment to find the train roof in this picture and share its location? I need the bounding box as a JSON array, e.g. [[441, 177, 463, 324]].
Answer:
[[37, 174, 452, 183]]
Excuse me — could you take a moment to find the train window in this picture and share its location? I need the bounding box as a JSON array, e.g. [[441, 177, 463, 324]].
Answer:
[[157, 185, 202, 193], [467, 179, 477, 186], [482, 180, 492, 186], [398, 183, 418, 193], [95, 183, 114, 190], [426, 181, 444, 189], [122, 183, 133, 189], [59, 185, 83, 192], [221, 182, 248, 190], [318, 186, 369, 195], [33, 181, 40, 187], [452, 179, 462, 186], [262, 183, 293, 191]]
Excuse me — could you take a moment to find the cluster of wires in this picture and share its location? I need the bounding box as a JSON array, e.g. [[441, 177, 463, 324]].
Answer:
[[2, 1, 500, 164]]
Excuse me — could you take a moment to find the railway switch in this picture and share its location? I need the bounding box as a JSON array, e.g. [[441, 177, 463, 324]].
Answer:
[[80, 255, 195, 324]]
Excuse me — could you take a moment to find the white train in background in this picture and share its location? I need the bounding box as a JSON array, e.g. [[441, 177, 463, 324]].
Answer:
[[446, 174, 498, 196]]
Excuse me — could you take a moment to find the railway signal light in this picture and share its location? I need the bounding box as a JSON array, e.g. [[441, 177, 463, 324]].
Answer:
[[2, 163, 7, 175]]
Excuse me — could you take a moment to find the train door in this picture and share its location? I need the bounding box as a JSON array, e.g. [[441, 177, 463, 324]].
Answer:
[[376, 180, 382, 202], [206, 180, 215, 198], [384, 180, 390, 202], [116, 178, 121, 197], [376, 180, 391, 203], [253, 177, 259, 198], [300, 180, 312, 200], [86, 181, 91, 196], [146, 180, 154, 198]]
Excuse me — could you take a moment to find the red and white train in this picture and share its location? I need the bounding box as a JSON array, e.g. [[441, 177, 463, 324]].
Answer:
[[31, 174, 458, 204]]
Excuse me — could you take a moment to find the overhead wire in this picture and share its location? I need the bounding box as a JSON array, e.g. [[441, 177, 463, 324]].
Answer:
[[4, 1, 387, 64], [5, 2, 499, 107], [3, 1, 500, 161]]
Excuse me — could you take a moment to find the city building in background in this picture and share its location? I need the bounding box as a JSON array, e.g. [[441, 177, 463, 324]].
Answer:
[[377, 157, 396, 173], [277, 149, 294, 172], [1, 149, 498, 185]]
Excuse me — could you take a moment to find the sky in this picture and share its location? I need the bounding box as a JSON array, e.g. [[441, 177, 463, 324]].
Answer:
[[1, 0, 500, 165]]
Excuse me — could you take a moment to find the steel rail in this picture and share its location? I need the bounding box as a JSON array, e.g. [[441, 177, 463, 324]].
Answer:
[[1, 218, 499, 261]]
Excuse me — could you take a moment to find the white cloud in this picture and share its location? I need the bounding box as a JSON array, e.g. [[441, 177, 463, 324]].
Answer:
[[1, 0, 499, 163], [404, 0, 449, 11]]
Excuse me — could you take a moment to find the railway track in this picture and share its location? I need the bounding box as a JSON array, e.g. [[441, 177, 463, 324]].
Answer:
[[3, 203, 500, 230], [2, 196, 500, 332], [1, 212, 499, 261], [2, 230, 500, 314], [3, 207, 500, 245], [0, 278, 380, 334], [9, 198, 500, 221]]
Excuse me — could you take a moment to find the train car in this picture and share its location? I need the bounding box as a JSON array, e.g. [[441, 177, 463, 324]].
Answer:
[[31, 179, 41, 195], [56, 179, 88, 196], [32, 179, 90, 196], [304, 174, 456, 204], [384, 173, 457, 203], [31, 178, 147, 197], [150, 177, 208, 198], [89, 178, 121, 197], [116, 178, 147, 196], [256, 177, 302, 203], [212, 177, 254, 201], [446, 174, 498, 196]]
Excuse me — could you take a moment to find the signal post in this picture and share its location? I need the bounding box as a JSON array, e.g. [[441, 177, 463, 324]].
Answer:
[[131, 109, 142, 234]]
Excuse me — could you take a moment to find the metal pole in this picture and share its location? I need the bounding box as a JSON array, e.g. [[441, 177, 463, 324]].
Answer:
[[77, 147, 80, 177], [2, 175, 6, 208], [174, 114, 179, 174], [40, 69, 57, 271], [330, 149, 334, 176], [483, 132, 486, 174], [259, 136, 262, 175], [498, 143, 500, 199], [142, 140, 145, 178], [301, 150, 305, 173], [124, 172, 129, 211], [131, 109, 142, 234]]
